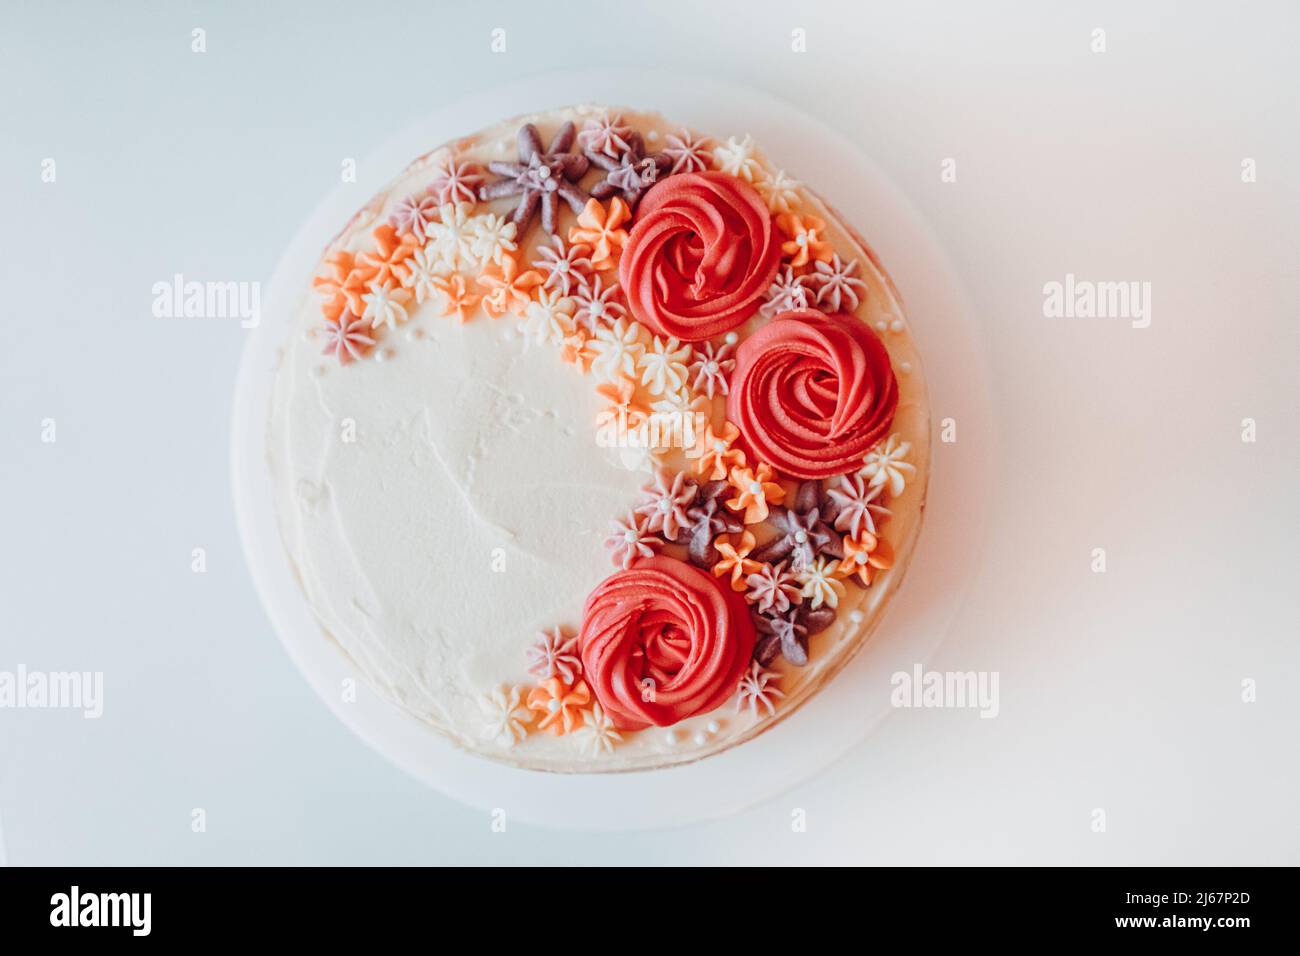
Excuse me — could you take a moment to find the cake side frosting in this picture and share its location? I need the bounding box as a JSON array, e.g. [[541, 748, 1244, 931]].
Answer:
[[268, 105, 930, 772]]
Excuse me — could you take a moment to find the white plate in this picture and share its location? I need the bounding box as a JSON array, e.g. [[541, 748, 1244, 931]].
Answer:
[[230, 69, 995, 830]]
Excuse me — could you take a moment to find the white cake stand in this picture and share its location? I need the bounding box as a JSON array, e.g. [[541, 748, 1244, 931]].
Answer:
[[231, 69, 995, 830]]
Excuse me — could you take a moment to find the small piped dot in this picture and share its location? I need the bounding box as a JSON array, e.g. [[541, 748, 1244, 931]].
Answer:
[[646, 129, 659, 142], [693, 732, 708, 746], [848, 609, 864, 624], [890, 319, 904, 333], [706, 720, 720, 734], [900, 361, 912, 374], [665, 730, 679, 746], [724, 331, 738, 345], [373, 347, 393, 363]]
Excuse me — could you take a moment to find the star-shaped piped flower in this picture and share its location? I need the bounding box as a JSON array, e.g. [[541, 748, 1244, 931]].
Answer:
[[478, 684, 530, 747], [776, 213, 834, 268], [429, 157, 484, 206], [319, 310, 375, 364], [579, 703, 622, 755], [744, 560, 802, 615], [346, 224, 419, 310], [687, 339, 736, 399], [532, 235, 593, 296], [425, 202, 479, 271], [400, 244, 447, 304], [735, 660, 785, 717], [527, 626, 582, 684], [520, 289, 575, 347], [595, 375, 650, 430], [835, 531, 894, 587], [712, 530, 761, 591], [430, 273, 482, 323], [661, 129, 713, 174], [312, 250, 355, 321], [859, 434, 916, 497], [637, 335, 692, 396], [751, 480, 843, 570], [823, 473, 891, 539], [605, 510, 659, 569], [756, 168, 801, 215], [571, 275, 626, 333], [476, 253, 544, 318], [589, 317, 646, 381], [634, 467, 697, 541], [798, 556, 846, 610], [712, 133, 763, 182], [586, 130, 673, 210], [568, 197, 631, 272], [685, 479, 744, 568], [526, 678, 591, 736], [726, 462, 786, 525], [360, 279, 412, 332], [479, 122, 591, 235], [759, 265, 813, 318], [577, 113, 634, 159], [695, 421, 747, 481], [809, 253, 868, 313], [389, 191, 440, 241], [468, 211, 518, 267]]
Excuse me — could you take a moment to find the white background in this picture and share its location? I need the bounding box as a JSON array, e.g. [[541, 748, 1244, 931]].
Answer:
[[2, 0, 1297, 864]]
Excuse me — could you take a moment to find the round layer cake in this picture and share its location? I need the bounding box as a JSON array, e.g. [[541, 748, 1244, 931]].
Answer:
[[268, 105, 930, 772]]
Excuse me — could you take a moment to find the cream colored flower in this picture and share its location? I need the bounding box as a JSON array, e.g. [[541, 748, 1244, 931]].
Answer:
[[579, 703, 622, 755], [859, 434, 916, 497], [478, 684, 529, 748], [637, 335, 692, 396], [712, 134, 763, 182], [590, 317, 647, 381], [798, 556, 847, 610]]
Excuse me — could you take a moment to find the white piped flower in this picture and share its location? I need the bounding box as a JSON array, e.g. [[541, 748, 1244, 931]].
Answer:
[[579, 703, 622, 755], [425, 201, 477, 270], [478, 685, 529, 748], [590, 318, 647, 381], [735, 660, 785, 718], [360, 279, 411, 332], [400, 243, 447, 304], [468, 211, 518, 268], [712, 134, 763, 182], [521, 290, 575, 347], [859, 434, 916, 497], [637, 335, 692, 396], [757, 168, 801, 214], [797, 556, 846, 610]]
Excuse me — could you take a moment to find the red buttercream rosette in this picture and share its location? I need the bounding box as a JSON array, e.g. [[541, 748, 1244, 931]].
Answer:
[[618, 171, 782, 342], [728, 310, 899, 479], [578, 556, 755, 730]]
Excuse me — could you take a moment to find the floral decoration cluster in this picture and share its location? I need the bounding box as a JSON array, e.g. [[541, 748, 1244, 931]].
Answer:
[[309, 111, 916, 756]]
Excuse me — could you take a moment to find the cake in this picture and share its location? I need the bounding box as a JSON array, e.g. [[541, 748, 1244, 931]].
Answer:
[[268, 105, 930, 772]]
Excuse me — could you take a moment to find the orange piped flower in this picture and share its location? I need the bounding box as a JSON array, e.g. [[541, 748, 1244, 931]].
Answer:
[[560, 328, 596, 372], [596, 375, 650, 428], [776, 213, 833, 268], [345, 224, 419, 311], [430, 273, 482, 323], [696, 421, 747, 480], [835, 531, 894, 587], [712, 531, 761, 592], [726, 462, 786, 524], [526, 677, 591, 735], [569, 197, 631, 271], [477, 253, 544, 318], [312, 250, 354, 321]]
